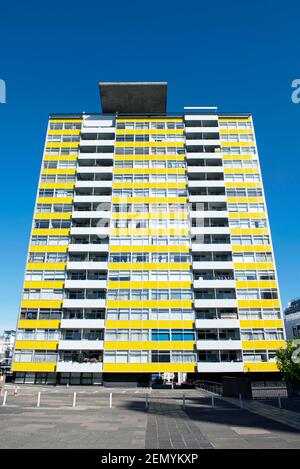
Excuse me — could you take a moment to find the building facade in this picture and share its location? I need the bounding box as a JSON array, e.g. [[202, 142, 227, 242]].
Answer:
[[284, 299, 300, 339], [12, 82, 285, 385], [0, 330, 16, 370]]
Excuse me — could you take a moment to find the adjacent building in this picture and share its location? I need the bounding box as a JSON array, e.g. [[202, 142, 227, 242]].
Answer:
[[0, 330, 16, 370], [12, 82, 285, 385], [284, 299, 300, 339]]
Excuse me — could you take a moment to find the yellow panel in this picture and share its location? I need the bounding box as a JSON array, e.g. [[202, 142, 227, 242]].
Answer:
[[103, 363, 196, 373], [34, 213, 71, 220], [221, 142, 254, 147], [43, 155, 78, 161], [243, 362, 279, 372], [230, 229, 269, 236], [32, 229, 70, 236], [104, 342, 195, 351], [108, 262, 191, 271], [232, 245, 271, 253], [229, 212, 266, 219], [242, 340, 285, 350], [49, 118, 82, 123], [48, 130, 81, 135], [234, 262, 275, 270], [12, 362, 57, 372], [105, 320, 194, 329], [237, 300, 280, 308], [114, 168, 185, 175], [225, 182, 261, 189], [106, 300, 193, 309], [29, 246, 68, 253], [224, 168, 259, 175], [219, 117, 251, 122], [42, 169, 76, 175], [15, 341, 59, 350], [18, 320, 61, 329], [39, 183, 75, 189], [227, 197, 264, 204], [37, 198, 73, 204], [240, 320, 283, 329], [24, 281, 64, 289], [26, 263, 66, 271], [236, 280, 277, 289], [220, 129, 253, 135], [107, 281, 192, 290], [46, 142, 79, 148], [222, 154, 253, 160], [21, 300, 63, 309]]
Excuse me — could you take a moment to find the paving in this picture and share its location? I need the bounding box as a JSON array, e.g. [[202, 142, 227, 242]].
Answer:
[[0, 386, 300, 449]]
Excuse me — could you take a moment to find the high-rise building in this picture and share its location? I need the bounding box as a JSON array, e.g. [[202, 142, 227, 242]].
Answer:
[[284, 299, 300, 339], [12, 82, 285, 385]]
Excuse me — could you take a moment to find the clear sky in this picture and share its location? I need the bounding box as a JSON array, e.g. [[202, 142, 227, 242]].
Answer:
[[0, 0, 300, 331]]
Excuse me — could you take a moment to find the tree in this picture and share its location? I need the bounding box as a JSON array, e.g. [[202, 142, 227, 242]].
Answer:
[[276, 340, 300, 384]]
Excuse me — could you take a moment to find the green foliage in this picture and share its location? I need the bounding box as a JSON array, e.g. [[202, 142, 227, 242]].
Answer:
[[276, 340, 300, 384]]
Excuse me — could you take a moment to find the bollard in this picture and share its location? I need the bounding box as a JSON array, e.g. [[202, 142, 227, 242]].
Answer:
[[278, 395, 282, 409], [239, 393, 243, 409], [37, 392, 41, 408], [183, 394, 186, 410], [2, 391, 7, 407], [109, 392, 112, 408], [72, 392, 77, 408], [211, 396, 215, 408], [145, 395, 149, 410], [14, 385, 19, 396]]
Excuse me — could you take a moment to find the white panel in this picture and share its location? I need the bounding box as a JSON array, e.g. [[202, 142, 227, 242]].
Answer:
[[190, 210, 228, 218], [197, 362, 244, 373], [185, 127, 219, 133], [196, 340, 242, 350], [194, 299, 237, 308], [187, 153, 221, 159], [188, 166, 223, 173], [77, 167, 113, 174], [79, 140, 115, 146], [62, 299, 106, 309], [68, 244, 109, 253], [66, 262, 108, 271], [191, 228, 230, 235], [56, 362, 103, 373], [193, 261, 233, 270], [188, 181, 225, 188], [75, 181, 112, 188], [192, 244, 231, 252], [186, 139, 220, 146], [60, 319, 105, 329], [78, 153, 114, 160], [73, 196, 111, 203], [70, 227, 110, 236], [64, 280, 107, 289], [189, 196, 227, 203], [193, 280, 235, 289], [195, 319, 240, 329], [185, 115, 219, 121], [58, 340, 104, 351], [72, 211, 110, 219]]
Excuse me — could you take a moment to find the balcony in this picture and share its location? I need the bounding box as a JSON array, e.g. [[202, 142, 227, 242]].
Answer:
[[77, 167, 113, 174], [194, 298, 237, 308], [196, 340, 242, 350], [188, 180, 225, 188], [66, 261, 108, 271], [64, 280, 107, 289], [75, 181, 112, 189], [195, 319, 240, 329], [73, 195, 111, 203], [193, 279, 235, 289]]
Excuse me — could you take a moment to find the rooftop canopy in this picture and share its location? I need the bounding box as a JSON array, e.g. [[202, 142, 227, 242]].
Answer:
[[99, 82, 168, 114]]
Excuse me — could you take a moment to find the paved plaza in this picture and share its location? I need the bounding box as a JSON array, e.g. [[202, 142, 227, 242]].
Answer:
[[0, 386, 300, 449]]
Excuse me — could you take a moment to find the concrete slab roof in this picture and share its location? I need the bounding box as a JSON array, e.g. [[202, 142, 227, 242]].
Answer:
[[99, 82, 168, 113]]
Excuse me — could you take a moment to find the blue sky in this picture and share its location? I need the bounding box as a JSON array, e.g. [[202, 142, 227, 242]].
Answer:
[[0, 0, 300, 331]]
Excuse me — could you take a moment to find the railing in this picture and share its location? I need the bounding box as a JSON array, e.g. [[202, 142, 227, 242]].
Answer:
[[195, 380, 223, 395]]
